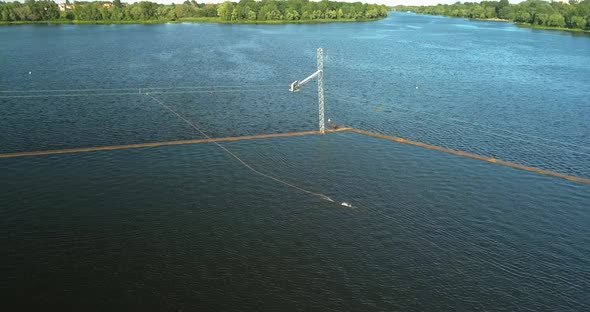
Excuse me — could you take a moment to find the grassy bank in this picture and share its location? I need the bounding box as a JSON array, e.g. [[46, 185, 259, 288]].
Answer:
[[473, 17, 590, 33], [0, 17, 383, 26], [395, 1, 590, 35], [473, 17, 509, 22], [471, 17, 590, 33], [515, 23, 590, 33], [0, 19, 169, 25], [407, 14, 590, 35], [179, 17, 378, 24]]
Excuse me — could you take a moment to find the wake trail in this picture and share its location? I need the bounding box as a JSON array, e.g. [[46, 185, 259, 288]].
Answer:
[[146, 93, 338, 204]]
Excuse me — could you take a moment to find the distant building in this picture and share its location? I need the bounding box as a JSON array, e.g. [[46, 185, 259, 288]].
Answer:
[[58, 3, 75, 11], [58, 2, 114, 11]]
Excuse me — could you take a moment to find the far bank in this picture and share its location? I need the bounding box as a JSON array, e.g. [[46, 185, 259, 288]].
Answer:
[[0, 0, 389, 26], [0, 17, 385, 26]]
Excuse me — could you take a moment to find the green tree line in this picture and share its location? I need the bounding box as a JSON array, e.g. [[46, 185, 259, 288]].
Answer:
[[0, 0, 388, 23], [395, 0, 590, 30]]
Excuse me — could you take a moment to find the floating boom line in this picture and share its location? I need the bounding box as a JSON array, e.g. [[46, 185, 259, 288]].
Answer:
[[346, 128, 590, 185], [0, 129, 349, 159], [1, 126, 588, 185], [327, 91, 590, 154]]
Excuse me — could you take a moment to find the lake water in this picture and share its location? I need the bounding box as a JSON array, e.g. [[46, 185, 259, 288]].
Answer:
[[1, 13, 589, 311]]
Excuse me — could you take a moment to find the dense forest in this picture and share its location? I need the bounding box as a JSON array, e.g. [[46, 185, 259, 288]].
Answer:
[[0, 0, 388, 23], [396, 0, 590, 31]]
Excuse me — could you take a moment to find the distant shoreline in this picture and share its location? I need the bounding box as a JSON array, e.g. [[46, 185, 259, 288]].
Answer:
[[477, 18, 590, 33], [472, 17, 590, 33], [514, 23, 590, 33], [395, 2, 590, 35], [474, 18, 509, 22], [0, 17, 384, 26]]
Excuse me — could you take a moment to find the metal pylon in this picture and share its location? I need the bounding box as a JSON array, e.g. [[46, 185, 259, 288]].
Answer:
[[289, 48, 325, 134], [317, 48, 325, 134]]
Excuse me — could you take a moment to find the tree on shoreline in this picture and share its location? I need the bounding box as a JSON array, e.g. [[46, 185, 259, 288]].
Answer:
[[395, 0, 590, 31], [0, 0, 388, 23]]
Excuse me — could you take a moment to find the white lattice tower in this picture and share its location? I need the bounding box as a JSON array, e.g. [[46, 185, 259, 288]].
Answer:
[[317, 48, 325, 134]]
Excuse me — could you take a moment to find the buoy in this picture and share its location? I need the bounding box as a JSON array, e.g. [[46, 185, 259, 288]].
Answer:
[[28, 72, 31, 75], [415, 86, 418, 89]]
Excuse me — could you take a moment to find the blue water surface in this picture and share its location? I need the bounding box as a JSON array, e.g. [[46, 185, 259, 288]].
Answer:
[[1, 13, 589, 311]]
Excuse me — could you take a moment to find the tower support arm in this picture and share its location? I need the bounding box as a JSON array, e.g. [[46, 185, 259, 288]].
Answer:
[[298, 70, 322, 87], [290, 69, 322, 92]]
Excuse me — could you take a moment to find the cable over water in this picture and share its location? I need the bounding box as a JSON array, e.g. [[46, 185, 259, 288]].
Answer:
[[0, 84, 286, 93], [145, 93, 339, 205], [0, 88, 285, 99]]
